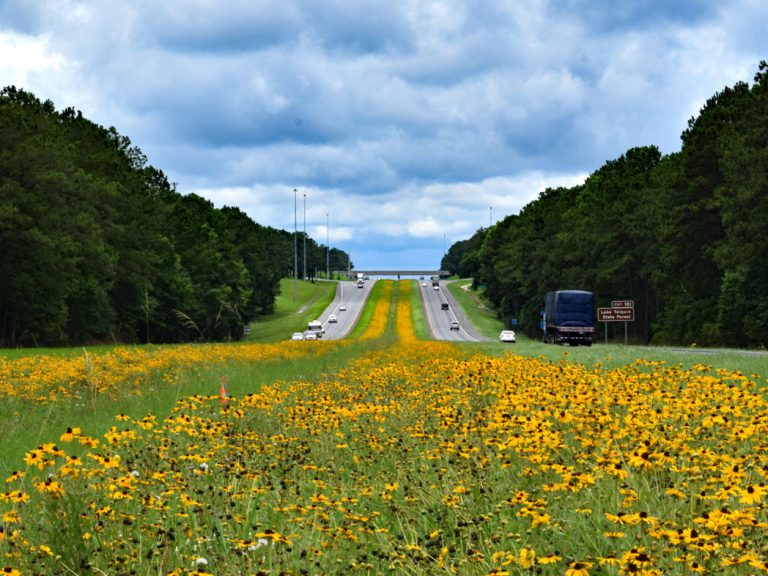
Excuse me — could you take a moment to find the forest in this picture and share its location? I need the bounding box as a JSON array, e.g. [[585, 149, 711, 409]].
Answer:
[[0, 86, 349, 346], [443, 61, 768, 348]]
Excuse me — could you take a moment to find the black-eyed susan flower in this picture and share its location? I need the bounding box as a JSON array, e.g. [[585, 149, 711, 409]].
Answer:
[[566, 560, 593, 576]]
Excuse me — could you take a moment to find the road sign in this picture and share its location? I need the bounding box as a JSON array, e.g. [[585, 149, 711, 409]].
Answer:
[[611, 300, 634, 308], [598, 307, 635, 322]]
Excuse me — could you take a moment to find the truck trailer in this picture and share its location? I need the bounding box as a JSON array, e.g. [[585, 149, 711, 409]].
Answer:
[[544, 290, 595, 346]]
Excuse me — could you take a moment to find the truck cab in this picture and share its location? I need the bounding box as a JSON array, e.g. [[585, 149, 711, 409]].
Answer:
[[306, 320, 325, 338]]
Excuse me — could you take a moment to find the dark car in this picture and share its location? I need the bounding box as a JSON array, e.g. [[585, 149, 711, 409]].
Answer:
[[441, 302, 449, 310]]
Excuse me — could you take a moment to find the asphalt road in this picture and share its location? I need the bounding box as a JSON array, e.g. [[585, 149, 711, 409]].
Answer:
[[419, 280, 486, 342], [314, 279, 373, 340]]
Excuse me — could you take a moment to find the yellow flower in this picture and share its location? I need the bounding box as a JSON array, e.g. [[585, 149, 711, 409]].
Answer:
[[519, 547, 536, 568], [566, 561, 593, 576]]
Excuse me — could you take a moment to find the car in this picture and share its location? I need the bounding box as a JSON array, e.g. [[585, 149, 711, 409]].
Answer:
[[328, 314, 337, 323], [304, 332, 317, 340], [450, 321, 460, 331], [441, 302, 449, 310], [339, 304, 346, 311], [499, 330, 516, 343], [291, 332, 304, 341], [422, 282, 427, 287], [433, 285, 439, 291]]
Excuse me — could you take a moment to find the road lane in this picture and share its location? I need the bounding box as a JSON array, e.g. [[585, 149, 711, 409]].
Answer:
[[420, 279, 484, 341], [315, 279, 374, 340]]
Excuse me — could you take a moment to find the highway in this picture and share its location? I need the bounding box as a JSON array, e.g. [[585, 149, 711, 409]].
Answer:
[[307, 278, 487, 342], [419, 279, 486, 342], [314, 279, 373, 340]]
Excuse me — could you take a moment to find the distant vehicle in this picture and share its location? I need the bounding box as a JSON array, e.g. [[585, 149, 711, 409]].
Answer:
[[304, 332, 317, 341], [450, 321, 460, 331], [357, 279, 364, 288], [433, 285, 439, 291], [356, 272, 364, 281], [544, 290, 595, 346], [441, 302, 449, 310], [339, 304, 346, 311], [328, 314, 337, 323], [422, 282, 427, 287], [291, 332, 304, 341], [499, 330, 516, 343], [431, 275, 440, 287], [307, 320, 325, 338]]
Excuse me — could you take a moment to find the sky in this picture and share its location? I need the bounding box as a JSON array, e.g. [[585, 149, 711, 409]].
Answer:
[[2, 1, 767, 270]]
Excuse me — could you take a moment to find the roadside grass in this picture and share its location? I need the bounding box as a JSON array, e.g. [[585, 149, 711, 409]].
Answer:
[[408, 280, 431, 340], [245, 278, 337, 342]]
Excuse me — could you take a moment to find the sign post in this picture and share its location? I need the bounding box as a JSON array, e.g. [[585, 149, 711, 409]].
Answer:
[[598, 300, 635, 345]]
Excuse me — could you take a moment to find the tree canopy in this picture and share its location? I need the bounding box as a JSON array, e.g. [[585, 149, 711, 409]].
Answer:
[[0, 86, 347, 346], [443, 61, 768, 348]]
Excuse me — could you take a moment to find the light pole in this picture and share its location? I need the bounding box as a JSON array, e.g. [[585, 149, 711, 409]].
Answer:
[[303, 193, 307, 280], [293, 189, 298, 300], [489, 206, 493, 228], [326, 212, 330, 279]]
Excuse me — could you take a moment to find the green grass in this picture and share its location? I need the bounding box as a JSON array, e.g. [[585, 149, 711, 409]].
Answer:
[[408, 280, 431, 340], [245, 278, 338, 342]]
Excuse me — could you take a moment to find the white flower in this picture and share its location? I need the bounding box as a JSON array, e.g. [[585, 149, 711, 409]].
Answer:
[[248, 538, 270, 550], [199, 462, 209, 472], [194, 557, 208, 566], [130, 470, 140, 477]]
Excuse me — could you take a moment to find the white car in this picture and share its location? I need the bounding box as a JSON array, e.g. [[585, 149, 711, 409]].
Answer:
[[339, 305, 346, 311], [328, 314, 338, 323], [433, 285, 439, 291], [450, 321, 460, 331], [291, 332, 304, 341], [304, 332, 317, 340], [499, 330, 516, 343], [422, 282, 427, 287]]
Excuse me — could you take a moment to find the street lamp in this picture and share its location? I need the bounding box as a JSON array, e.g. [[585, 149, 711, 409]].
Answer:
[[303, 193, 307, 280], [293, 189, 298, 300], [326, 212, 330, 279], [489, 206, 493, 228]]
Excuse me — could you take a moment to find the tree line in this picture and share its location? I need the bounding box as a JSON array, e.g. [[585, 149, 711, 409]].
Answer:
[[0, 86, 349, 346], [444, 62, 768, 348]]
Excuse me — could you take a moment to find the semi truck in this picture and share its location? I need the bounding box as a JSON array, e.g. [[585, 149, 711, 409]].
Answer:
[[543, 290, 595, 346]]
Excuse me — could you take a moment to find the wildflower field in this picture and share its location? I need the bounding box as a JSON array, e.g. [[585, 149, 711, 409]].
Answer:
[[2, 281, 768, 575]]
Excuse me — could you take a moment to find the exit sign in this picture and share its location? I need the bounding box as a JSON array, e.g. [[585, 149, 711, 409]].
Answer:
[[611, 300, 634, 308]]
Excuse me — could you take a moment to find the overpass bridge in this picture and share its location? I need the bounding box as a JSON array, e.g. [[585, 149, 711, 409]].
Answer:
[[338, 270, 449, 277]]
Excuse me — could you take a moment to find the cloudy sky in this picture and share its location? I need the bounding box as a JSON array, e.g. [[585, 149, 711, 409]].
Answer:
[[2, 1, 766, 270]]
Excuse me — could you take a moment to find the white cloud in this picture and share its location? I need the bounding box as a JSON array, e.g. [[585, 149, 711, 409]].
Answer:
[[2, 0, 767, 268]]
